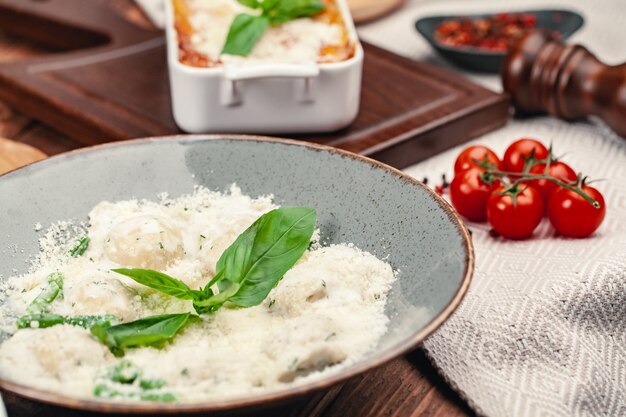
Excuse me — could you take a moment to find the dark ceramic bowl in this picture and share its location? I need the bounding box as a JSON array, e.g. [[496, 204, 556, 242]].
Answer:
[[0, 135, 473, 414], [415, 9, 584, 73]]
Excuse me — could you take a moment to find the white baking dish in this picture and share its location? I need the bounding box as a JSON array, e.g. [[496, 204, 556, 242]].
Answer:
[[164, 0, 363, 134]]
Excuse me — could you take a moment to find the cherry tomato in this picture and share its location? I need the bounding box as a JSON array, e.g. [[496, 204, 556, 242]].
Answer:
[[450, 167, 500, 222], [454, 145, 503, 173], [486, 186, 544, 239], [548, 185, 606, 238], [502, 139, 549, 173], [528, 161, 577, 203]]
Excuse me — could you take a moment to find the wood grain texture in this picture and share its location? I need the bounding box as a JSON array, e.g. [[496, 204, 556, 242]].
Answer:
[[0, 137, 47, 174], [0, 0, 508, 169], [0, 1, 476, 415]]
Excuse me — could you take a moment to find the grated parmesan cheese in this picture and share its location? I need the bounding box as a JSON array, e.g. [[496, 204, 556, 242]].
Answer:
[[0, 185, 396, 403]]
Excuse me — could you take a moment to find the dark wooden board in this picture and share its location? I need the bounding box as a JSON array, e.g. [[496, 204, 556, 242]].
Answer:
[[0, 0, 508, 168]]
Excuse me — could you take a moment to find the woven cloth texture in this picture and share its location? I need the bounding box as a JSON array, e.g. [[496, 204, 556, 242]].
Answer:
[[361, 1, 626, 416]]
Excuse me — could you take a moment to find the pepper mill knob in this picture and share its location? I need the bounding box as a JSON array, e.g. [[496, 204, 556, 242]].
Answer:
[[502, 30, 626, 137]]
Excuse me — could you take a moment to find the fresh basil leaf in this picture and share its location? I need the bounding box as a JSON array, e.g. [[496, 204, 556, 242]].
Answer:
[[237, 0, 260, 8], [139, 378, 166, 390], [24, 272, 63, 315], [16, 273, 114, 330], [267, 0, 325, 24], [213, 216, 261, 289], [91, 313, 193, 357], [16, 272, 65, 327], [195, 207, 316, 311], [139, 392, 177, 402], [110, 360, 139, 384], [222, 13, 269, 56], [259, 0, 281, 12], [93, 383, 120, 399], [94, 383, 176, 402], [112, 269, 202, 300], [106, 360, 168, 389], [69, 235, 90, 257], [17, 313, 117, 329], [69, 315, 117, 328], [227, 207, 316, 306], [223, 0, 325, 57]]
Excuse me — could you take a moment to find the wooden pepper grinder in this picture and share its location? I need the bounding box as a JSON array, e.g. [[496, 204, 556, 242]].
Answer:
[[502, 30, 626, 137]]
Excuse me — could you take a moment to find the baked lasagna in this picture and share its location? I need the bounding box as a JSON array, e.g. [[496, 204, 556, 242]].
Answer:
[[173, 0, 356, 67]]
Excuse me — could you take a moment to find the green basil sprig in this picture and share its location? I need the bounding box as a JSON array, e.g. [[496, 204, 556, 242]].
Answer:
[[94, 384, 176, 403], [69, 235, 90, 257], [23, 272, 64, 315], [91, 313, 194, 357], [94, 361, 176, 402], [195, 206, 316, 312], [97, 207, 315, 354], [17, 313, 116, 330], [111, 269, 204, 300], [222, 0, 326, 56], [16, 272, 64, 327], [113, 207, 316, 314], [223, 14, 270, 57], [16, 272, 117, 330]]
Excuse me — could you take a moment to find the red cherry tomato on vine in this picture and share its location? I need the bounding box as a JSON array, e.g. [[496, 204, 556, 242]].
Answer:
[[486, 186, 544, 239], [503, 139, 549, 173], [528, 161, 577, 203], [548, 185, 606, 238], [450, 167, 500, 222], [454, 145, 503, 173]]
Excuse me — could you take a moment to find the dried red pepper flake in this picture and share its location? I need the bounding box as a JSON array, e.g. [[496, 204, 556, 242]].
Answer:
[[434, 13, 538, 52]]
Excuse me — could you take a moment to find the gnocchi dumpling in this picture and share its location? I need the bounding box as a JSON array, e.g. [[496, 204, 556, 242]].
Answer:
[[103, 215, 184, 270], [0, 326, 111, 393], [62, 277, 140, 322]]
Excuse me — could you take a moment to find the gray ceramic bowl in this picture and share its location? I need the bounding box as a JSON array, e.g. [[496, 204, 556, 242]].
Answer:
[[0, 135, 473, 414]]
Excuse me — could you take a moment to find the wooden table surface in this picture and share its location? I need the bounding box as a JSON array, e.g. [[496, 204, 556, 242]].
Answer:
[[0, 2, 475, 416]]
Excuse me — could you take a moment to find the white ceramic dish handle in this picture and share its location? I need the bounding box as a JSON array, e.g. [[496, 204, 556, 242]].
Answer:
[[223, 63, 320, 81], [221, 63, 320, 106]]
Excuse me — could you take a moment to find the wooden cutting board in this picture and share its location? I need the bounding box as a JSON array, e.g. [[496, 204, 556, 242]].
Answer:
[[0, 0, 508, 169], [0, 137, 46, 174]]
